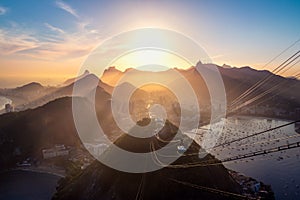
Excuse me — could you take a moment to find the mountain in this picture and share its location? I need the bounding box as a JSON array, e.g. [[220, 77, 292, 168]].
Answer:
[[14, 72, 114, 112], [0, 82, 56, 109], [172, 66, 211, 106], [57, 73, 104, 96], [101, 66, 126, 86], [53, 119, 242, 200], [15, 82, 44, 92], [218, 65, 300, 107], [53, 73, 113, 97], [101, 67, 179, 87], [63, 70, 90, 86], [0, 97, 83, 168], [100, 64, 300, 117], [0, 85, 119, 169], [62, 71, 113, 95], [113, 82, 147, 99]]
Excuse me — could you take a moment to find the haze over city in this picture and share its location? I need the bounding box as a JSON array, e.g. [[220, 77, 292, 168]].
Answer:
[[0, 1, 300, 200]]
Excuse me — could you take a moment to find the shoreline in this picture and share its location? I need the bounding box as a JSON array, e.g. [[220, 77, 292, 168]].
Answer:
[[229, 114, 296, 122], [0, 166, 66, 178]]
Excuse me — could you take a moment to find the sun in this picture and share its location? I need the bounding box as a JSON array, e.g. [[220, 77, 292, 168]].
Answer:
[[111, 49, 192, 71]]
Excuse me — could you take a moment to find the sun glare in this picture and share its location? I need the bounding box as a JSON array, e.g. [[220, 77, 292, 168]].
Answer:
[[111, 49, 192, 71]]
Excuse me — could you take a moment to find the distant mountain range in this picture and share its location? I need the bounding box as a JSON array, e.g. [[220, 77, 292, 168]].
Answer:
[[0, 70, 113, 113], [101, 63, 300, 111], [1, 63, 299, 113], [1, 63, 299, 138], [0, 82, 57, 109]]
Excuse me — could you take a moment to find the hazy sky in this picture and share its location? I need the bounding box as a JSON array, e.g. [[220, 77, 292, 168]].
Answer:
[[0, 0, 300, 87]]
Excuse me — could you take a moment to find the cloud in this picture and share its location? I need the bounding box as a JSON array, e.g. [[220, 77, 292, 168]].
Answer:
[[0, 0, 102, 61], [0, 29, 39, 55], [55, 1, 79, 18], [0, 6, 7, 15], [44, 23, 65, 34], [0, 21, 102, 61]]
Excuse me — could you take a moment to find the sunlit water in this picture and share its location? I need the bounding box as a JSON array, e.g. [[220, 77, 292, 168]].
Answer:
[[1, 117, 299, 200], [187, 117, 300, 200], [0, 170, 60, 200]]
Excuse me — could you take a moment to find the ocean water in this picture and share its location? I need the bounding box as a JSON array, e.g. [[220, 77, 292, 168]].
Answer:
[[189, 117, 300, 200], [0, 170, 60, 200], [1, 117, 299, 200]]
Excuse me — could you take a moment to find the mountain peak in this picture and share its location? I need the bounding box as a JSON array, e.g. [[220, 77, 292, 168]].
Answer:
[[104, 66, 122, 73], [83, 69, 90, 75], [21, 82, 42, 87], [16, 82, 43, 91], [222, 64, 232, 68], [115, 81, 135, 88], [63, 70, 91, 86]]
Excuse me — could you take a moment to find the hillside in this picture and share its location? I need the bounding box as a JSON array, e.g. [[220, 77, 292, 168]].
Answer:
[[53, 119, 243, 200], [12, 72, 113, 112], [0, 82, 57, 108], [100, 63, 300, 119], [0, 86, 119, 169], [0, 97, 85, 168], [15, 82, 44, 92], [100, 64, 300, 105], [63, 70, 90, 86]]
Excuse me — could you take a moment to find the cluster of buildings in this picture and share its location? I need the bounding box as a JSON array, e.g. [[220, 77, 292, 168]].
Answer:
[[229, 170, 274, 199], [40, 143, 98, 170], [42, 144, 69, 159]]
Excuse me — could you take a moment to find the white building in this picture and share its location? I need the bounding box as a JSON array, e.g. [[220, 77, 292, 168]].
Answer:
[[42, 149, 57, 159], [42, 144, 69, 159]]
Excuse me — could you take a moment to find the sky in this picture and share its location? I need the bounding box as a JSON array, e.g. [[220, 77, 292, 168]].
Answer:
[[0, 0, 300, 87]]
